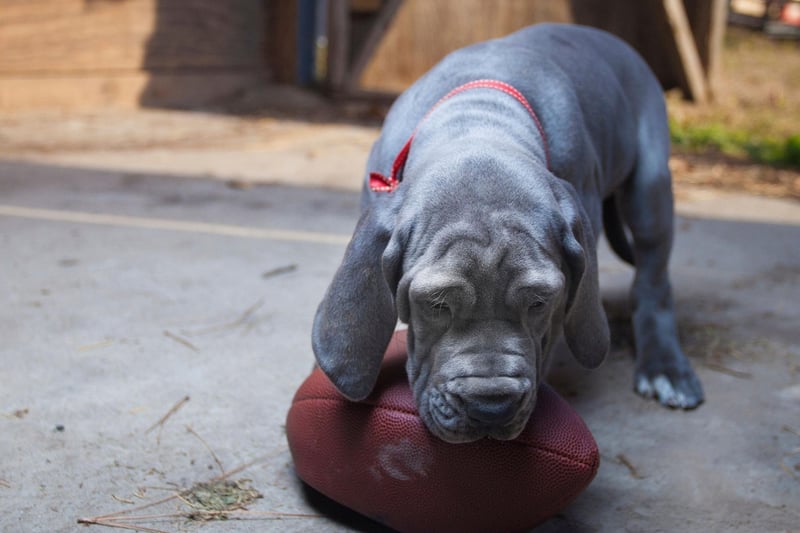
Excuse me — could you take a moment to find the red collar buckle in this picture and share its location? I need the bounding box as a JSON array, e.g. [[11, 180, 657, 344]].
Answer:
[[369, 172, 399, 193]]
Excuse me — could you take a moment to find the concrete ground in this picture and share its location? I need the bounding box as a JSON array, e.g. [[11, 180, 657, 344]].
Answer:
[[1, 110, 799, 533]]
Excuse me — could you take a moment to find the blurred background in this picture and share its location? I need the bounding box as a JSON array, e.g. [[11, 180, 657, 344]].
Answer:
[[0, 0, 797, 196]]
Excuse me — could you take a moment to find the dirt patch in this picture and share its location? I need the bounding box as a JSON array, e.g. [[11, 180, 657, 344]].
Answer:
[[179, 479, 263, 519], [671, 151, 800, 201]]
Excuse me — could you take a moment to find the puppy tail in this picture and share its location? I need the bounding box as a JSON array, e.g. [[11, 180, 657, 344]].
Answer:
[[602, 194, 635, 266]]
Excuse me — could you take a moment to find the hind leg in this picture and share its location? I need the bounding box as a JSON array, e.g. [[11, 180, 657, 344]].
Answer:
[[620, 124, 704, 409]]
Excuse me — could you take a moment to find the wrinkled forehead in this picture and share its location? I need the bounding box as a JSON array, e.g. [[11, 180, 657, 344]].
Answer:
[[412, 214, 563, 289]]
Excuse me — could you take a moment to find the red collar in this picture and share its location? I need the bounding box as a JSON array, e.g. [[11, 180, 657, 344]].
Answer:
[[369, 79, 550, 193]]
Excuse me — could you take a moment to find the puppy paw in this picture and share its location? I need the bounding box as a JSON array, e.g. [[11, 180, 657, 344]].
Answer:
[[634, 369, 704, 409]]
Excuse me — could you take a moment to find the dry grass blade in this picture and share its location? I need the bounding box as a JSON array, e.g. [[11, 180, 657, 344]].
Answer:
[[144, 396, 190, 434], [782, 425, 800, 439], [163, 330, 199, 352], [78, 339, 115, 352], [234, 299, 264, 325], [180, 299, 265, 336], [262, 263, 298, 279], [0, 479, 10, 488], [616, 453, 645, 479], [2, 408, 29, 420], [223, 510, 322, 519], [80, 517, 173, 533], [86, 493, 183, 522], [80, 508, 322, 531], [703, 361, 753, 379], [210, 456, 269, 483], [780, 459, 799, 480], [185, 425, 225, 475]]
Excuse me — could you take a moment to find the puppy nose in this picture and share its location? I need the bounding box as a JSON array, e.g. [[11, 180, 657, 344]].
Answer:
[[443, 376, 531, 425], [464, 392, 524, 425]]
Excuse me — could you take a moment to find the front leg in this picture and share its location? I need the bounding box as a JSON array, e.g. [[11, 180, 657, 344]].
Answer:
[[620, 152, 704, 409], [628, 234, 704, 408]]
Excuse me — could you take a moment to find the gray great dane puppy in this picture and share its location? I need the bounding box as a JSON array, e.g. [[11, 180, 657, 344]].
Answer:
[[312, 23, 704, 443]]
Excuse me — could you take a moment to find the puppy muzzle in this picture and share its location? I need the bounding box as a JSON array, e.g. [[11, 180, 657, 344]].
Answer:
[[426, 376, 534, 443]]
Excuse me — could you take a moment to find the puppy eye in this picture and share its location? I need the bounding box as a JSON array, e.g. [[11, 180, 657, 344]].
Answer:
[[528, 299, 546, 311], [428, 300, 450, 312]]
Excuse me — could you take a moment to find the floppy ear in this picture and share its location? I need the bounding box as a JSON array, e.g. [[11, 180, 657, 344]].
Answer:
[[312, 208, 398, 401], [557, 190, 610, 369]]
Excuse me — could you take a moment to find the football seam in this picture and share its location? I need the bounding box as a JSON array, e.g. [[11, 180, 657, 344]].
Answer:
[[291, 396, 599, 469]]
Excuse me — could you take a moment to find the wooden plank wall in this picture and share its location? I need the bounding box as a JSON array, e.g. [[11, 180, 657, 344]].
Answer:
[[356, 0, 724, 101], [570, 0, 726, 101], [359, 0, 571, 92], [0, 0, 268, 111], [0, 0, 725, 110]]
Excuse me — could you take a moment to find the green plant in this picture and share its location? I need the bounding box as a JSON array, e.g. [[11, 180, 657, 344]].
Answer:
[[669, 120, 800, 169]]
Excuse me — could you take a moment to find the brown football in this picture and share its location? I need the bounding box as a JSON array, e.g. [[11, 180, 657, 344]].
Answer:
[[286, 330, 599, 533]]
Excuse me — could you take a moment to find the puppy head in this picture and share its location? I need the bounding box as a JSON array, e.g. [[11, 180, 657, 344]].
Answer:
[[312, 185, 608, 443], [389, 212, 564, 442]]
